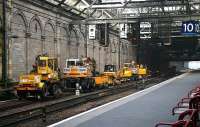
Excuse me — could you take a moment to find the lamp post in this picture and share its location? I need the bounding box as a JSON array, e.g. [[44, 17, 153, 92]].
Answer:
[[2, 0, 8, 88]]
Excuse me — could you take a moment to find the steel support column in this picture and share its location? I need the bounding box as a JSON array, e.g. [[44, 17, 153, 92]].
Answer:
[[2, 0, 7, 88]]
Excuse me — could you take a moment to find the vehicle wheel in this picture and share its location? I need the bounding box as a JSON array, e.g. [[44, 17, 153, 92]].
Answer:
[[17, 91, 26, 100], [66, 79, 72, 88], [104, 82, 109, 88], [18, 96, 22, 100], [81, 79, 88, 93], [87, 78, 94, 92], [61, 79, 68, 92], [42, 83, 49, 97], [91, 79, 96, 91], [52, 84, 62, 96], [86, 78, 93, 92]]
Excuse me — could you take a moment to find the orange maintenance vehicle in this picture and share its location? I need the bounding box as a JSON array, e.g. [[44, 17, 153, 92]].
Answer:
[[63, 58, 117, 91], [63, 58, 96, 92]]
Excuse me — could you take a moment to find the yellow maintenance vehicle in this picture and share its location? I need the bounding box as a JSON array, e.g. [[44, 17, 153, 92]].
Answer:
[[117, 61, 148, 81], [15, 54, 60, 99], [117, 63, 133, 82], [130, 62, 148, 80], [137, 64, 148, 79], [63, 58, 96, 92], [95, 64, 118, 87]]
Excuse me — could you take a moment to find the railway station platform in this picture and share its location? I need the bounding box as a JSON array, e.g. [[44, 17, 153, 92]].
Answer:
[[49, 72, 200, 127]]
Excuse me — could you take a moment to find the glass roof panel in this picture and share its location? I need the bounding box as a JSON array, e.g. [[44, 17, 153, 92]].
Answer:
[[64, 0, 78, 6], [75, 1, 87, 11], [46, 0, 59, 4], [45, 0, 89, 17]]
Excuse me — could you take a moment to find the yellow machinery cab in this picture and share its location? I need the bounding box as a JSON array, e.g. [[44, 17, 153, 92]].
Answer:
[[103, 64, 117, 78], [37, 56, 59, 81]]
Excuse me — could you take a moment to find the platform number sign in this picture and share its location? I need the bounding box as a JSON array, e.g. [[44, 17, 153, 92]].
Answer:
[[182, 21, 200, 35]]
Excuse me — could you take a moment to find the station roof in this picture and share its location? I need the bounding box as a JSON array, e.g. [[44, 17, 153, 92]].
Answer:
[[42, 0, 158, 19], [44, 0, 200, 24], [45, 0, 89, 18]]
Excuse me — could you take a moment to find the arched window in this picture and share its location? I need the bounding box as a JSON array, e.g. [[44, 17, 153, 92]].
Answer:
[[11, 14, 27, 80], [29, 17, 43, 72], [44, 22, 55, 57], [69, 28, 78, 58], [60, 27, 68, 69]]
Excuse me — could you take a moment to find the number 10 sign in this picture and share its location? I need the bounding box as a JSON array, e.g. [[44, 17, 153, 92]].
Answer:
[[182, 20, 199, 35]]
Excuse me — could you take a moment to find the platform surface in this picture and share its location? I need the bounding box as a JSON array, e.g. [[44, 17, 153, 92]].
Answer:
[[49, 72, 200, 127]]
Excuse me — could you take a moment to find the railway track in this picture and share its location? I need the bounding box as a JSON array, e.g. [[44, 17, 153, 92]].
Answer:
[[0, 77, 168, 127], [0, 91, 75, 112], [0, 99, 34, 112]]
